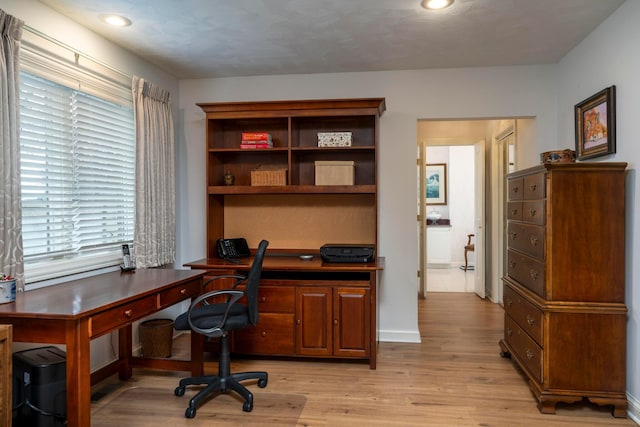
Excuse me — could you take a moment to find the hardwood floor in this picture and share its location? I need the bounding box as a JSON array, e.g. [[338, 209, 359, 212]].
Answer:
[[90, 293, 637, 426]]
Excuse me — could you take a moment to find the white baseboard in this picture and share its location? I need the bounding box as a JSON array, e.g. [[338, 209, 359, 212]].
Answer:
[[628, 392, 640, 425], [378, 329, 421, 343]]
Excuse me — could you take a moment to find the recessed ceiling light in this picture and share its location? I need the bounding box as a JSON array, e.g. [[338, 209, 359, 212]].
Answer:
[[421, 0, 454, 10], [100, 14, 132, 27]]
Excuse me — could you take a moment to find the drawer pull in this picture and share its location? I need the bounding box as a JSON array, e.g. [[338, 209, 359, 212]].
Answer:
[[511, 208, 518, 216], [334, 319, 338, 325], [512, 187, 519, 194], [124, 309, 132, 318], [509, 260, 516, 269], [529, 184, 537, 192], [530, 269, 538, 280], [261, 331, 267, 337], [526, 314, 535, 327], [526, 349, 534, 360], [506, 328, 513, 337], [296, 319, 301, 325], [506, 297, 513, 307], [528, 208, 537, 217], [530, 236, 538, 246], [180, 288, 187, 295], [261, 297, 267, 303], [511, 232, 517, 240]]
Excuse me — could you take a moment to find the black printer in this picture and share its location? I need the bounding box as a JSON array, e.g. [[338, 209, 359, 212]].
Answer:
[[320, 244, 375, 263]]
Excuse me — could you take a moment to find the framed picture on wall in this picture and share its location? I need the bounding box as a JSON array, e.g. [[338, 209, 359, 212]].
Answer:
[[426, 163, 447, 205], [575, 85, 616, 160]]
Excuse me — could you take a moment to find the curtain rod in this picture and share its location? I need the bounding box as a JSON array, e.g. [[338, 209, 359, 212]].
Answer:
[[24, 24, 131, 80]]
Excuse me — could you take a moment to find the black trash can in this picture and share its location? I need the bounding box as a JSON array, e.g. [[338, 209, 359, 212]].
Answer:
[[13, 346, 67, 427]]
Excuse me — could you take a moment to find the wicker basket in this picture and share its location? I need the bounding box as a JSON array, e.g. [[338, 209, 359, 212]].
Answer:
[[139, 318, 174, 358], [251, 165, 287, 186]]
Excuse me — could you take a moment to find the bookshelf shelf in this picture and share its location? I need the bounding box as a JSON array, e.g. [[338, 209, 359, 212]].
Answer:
[[198, 98, 385, 257]]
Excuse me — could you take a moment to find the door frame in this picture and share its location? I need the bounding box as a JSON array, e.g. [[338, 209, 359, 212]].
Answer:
[[418, 137, 485, 297]]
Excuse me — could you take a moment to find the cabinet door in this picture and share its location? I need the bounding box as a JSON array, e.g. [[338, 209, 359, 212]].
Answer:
[[333, 287, 370, 357], [296, 287, 332, 356]]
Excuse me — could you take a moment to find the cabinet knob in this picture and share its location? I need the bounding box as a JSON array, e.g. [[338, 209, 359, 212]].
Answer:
[[261, 331, 267, 337], [525, 349, 534, 360], [509, 260, 516, 269], [529, 184, 537, 192], [506, 328, 513, 337], [526, 314, 535, 327], [334, 319, 338, 325], [529, 269, 538, 280], [296, 319, 301, 325], [124, 309, 132, 318], [528, 208, 537, 217], [506, 298, 513, 307], [511, 208, 518, 216], [261, 297, 266, 303], [530, 236, 538, 246], [180, 288, 187, 295], [510, 232, 517, 240], [512, 187, 519, 194]]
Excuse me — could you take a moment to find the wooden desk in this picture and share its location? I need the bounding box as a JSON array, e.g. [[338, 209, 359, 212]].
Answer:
[[185, 255, 383, 369], [0, 268, 206, 427]]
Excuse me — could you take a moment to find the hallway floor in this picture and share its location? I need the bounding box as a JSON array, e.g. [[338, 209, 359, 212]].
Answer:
[[426, 264, 475, 292]]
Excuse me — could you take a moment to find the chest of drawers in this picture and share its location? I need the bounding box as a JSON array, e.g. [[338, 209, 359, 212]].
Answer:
[[499, 162, 628, 418]]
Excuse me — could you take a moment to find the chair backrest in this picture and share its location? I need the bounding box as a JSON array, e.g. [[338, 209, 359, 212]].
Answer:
[[246, 240, 269, 325]]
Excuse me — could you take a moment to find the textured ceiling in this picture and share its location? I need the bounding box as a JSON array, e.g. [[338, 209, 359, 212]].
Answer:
[[37, 0, 625, 79]]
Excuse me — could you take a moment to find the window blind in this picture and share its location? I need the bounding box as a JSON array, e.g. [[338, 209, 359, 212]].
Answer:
[[19, 61, 135, 284]]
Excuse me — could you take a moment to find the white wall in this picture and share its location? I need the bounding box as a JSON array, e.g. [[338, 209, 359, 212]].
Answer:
[[555, 0, 640, 418], [178, 66, 559, 343]]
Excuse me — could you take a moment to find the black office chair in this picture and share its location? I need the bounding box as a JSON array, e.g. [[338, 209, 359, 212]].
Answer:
[[174, 240, 269, 418]]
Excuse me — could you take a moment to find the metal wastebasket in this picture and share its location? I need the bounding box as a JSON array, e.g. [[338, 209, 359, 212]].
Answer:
[[139, 318, 174, 358]]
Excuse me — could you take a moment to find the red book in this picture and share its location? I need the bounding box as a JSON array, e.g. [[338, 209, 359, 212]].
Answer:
[[240, 143, 273, 149], [241, 132, 272, 141]]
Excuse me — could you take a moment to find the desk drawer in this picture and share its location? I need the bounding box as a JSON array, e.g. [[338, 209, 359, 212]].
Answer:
[[158, 278, 201, 307], [90, 295, 157, 338], [505, 314, 543, 383], [258, 286, 295, 313], [503, 284, 543, 344], [234, 313, 295, 355]]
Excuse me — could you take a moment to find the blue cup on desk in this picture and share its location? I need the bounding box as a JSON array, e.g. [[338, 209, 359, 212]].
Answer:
[[0, 279, 16, 304]]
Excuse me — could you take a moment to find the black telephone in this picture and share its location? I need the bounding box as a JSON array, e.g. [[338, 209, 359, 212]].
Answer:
[[216, 238, 250, 259]]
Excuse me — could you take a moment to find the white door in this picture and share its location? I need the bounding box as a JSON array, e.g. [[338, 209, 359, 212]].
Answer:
[[417, 143, 426, 298], [474, 141, 486, 298]]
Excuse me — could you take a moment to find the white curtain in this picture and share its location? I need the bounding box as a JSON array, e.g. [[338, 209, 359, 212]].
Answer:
[[0, 9, 24, 289], [131, 76, 176, 268]]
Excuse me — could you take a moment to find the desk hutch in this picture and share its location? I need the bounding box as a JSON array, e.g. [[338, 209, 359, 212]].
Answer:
[[187, 98, 386, 369]]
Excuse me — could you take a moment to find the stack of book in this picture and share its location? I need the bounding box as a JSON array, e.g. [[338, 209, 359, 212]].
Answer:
[[241, 132, 273, 149]]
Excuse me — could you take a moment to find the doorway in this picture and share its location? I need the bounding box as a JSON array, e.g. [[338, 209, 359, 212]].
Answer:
[[417, 118, 528, 301]]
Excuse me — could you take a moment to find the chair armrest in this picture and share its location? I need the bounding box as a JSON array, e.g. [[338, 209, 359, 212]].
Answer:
[[201, 274, 247, 305], [187, 289, 245, 336]]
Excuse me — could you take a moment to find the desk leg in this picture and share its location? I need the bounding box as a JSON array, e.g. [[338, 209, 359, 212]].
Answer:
[[119, 324, 134, 379], [65, 318, 91, 427]]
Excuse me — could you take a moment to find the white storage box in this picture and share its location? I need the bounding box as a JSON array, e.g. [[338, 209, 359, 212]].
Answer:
[[315, 161, 355, 185], [317, 132, 352, 147]]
